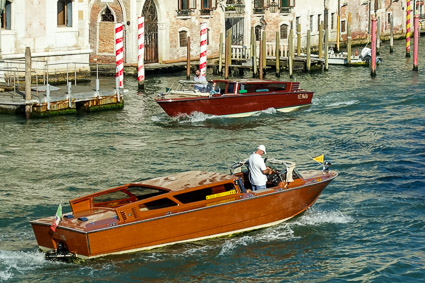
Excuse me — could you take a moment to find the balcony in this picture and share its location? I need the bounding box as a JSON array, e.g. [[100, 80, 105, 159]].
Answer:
[[200, 8, 211, 16], [280, 7, 293, 14], [176, 9, 192, 17], [254, 7, 265, 14]]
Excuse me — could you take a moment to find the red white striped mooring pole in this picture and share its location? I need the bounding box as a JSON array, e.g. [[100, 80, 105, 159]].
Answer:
[[371, 17, 377, 77], [200, 23, 207, 77], [413, 15, 419, 71], [406, 0, 411, 57], [115, 23, 124, 88], [138, 17, 145, 89]]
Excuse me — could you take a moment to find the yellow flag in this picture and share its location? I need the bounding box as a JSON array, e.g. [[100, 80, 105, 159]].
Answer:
[[313, 154, 324, 164]]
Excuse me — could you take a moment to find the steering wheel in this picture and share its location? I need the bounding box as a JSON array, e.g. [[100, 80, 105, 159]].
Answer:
[[267, 170, 280, 186]]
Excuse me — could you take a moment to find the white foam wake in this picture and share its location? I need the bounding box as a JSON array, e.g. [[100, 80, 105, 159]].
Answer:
[[0, 250, 48, 281]]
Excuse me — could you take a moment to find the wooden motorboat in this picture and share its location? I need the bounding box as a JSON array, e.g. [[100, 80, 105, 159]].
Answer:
[[155, 79, 313, 117], [31, 158, 337, 259]]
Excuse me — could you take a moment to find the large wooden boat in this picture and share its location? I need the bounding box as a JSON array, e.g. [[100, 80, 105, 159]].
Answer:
[[155, 79, 314, 118], [31, 158, 337, 259]]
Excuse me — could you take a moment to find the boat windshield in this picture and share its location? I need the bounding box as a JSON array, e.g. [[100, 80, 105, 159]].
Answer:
[[92, 185, 168, 207]]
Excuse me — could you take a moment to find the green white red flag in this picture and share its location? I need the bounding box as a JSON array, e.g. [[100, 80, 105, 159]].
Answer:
[[50, 203, 62, 232]]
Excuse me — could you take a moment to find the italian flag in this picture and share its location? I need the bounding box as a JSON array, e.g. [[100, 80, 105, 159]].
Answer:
[[50, 203, 62, 232]]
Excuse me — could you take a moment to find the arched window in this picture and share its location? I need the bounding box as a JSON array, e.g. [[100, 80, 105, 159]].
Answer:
[[179, 30, 188, 47], [101, 7, 115, 22], [280, 24, 288, 39], [1, 1, 12, 30], [57, 0, 72, 27], [255, 25, 262, 41]]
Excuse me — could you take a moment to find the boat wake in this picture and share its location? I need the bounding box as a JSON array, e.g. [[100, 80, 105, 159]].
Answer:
[[0, 250, 50, 281], [291, 207, 353, 226], [327, 100, 359, 108]]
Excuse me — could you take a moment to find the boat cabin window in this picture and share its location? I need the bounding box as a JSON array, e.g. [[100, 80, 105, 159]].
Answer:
[[214, 81, 227, 95], [174, 183, 235, 204], [244, 83, 287, 93], [93, 191, 132, 206], [126, 186, 167, 200], [139, 198, 177, 211], [227, 83, 236, 94]]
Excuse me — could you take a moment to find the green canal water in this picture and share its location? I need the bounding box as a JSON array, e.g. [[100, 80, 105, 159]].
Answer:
[[0, 38, 424, 282]]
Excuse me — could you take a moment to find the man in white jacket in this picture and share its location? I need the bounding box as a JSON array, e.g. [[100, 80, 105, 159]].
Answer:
[[248, 145, 272, 191]]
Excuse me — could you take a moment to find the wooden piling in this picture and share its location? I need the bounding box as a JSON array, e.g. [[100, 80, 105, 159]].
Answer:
[[336, 14, 340, 52], [228, 29, 232, 68], [288, 28, 293, 78], [262, 31, 266, 69], [218, 33, 223, 75], [275, 32, 280, 77], [319, 21, 323, 59], [25, 47, 32, 119], [324, 28, 329, 71], [251, 27, 257, 77], [224, 30, 230, 79], [371, 17, 377, 77], [413, 14, 419, 71], [297, 23, 301, 56], [347, 13, 352, 64], [390, 14, 394, 53], [377, 17, 381, 53], [186, 36, 191, 79], [259, 37, 263, 80], [306, 30, 311, 72]]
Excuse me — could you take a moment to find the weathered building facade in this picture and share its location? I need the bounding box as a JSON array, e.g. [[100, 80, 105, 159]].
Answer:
[[0, 0, 412, 75]]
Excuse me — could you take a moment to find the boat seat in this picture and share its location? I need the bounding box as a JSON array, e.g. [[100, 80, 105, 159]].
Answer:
[[256, 89, 269, 92]]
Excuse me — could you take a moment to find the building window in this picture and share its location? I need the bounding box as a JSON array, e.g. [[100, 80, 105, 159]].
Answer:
[[310, 15, 313, 31], [201, 0, 217, 9], [341, 20, 346, 33], [255, 25, 262, 41], [179, 0, 196, 10], [387, 12, 391, 25], [57, 0, 72, 27], [179, 30, 188, 47], [331, 13, 335, 30], [254, 0, 264, 8], [101, 7, 114, 22], [1, 1, 12, 30], [317, 14, 321, 32], [280, 0, 295, 7], [280, 24, 288, 39]]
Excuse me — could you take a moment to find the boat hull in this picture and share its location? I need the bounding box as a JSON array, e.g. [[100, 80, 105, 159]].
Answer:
[[31, 176, 334, 258], [156, 91, 313, 117]]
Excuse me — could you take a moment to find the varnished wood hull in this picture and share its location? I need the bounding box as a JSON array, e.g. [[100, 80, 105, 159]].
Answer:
[[31, 176, 334, 258], [156, 91, 313, 117]]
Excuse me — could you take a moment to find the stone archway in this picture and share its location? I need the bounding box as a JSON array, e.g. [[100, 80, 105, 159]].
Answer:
[[89, 0, 124, 64], [142, 0, 158, 63]]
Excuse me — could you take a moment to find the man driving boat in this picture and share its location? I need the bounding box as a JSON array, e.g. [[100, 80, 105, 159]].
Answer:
[[248, 145, 272, 191]]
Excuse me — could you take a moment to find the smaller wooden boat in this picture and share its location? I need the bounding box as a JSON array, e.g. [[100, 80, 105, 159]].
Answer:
[[30, 157, 337, 259], [155, 79, 313, 117]]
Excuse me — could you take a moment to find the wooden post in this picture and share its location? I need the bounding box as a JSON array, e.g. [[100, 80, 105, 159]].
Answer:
[[25, 47, 32, 119], [218, 33, 223, 75], [306, 30, 311, 72], [186, 36, 191, 79], [347, 13, 352, 64], [319, 21, 323, 59], [371, 17, 377, 77], [377, 17, 381, 53], [259, 37, 263, 80], [272, 32, 278, 77], [390, 14, 394, 53], [224, 30, 230, 79], [262, 31, 266, 69], [297, 23, 301, 56], [413, 15, 419, 71], [288, 28, 293, 78], [251, 27, 257, 77], [227, 29, 232, 68], [324, 28, 329, 71], [336, 14, 340, 52]]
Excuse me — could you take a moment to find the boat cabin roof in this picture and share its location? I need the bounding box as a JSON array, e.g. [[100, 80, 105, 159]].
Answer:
[[140, 171, 235, 191]]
